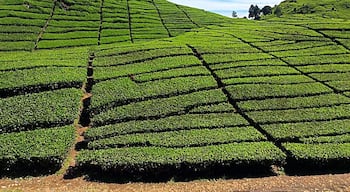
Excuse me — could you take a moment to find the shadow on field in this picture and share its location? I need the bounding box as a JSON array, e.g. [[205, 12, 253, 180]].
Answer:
[[284, 158, 350, 176], [0, 160, 61, 179], [65, 164, 277, 183]]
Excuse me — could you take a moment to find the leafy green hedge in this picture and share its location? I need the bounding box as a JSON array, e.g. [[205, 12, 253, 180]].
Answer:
[[0, 126, 75, 174], [226, 82, 332, 100], [93, 56, 201, 80], [0, 47, 88, 70], [298, 64, 350, 73], [0, 67, 85, 90], [189, 102, 234, 113], [271, 45, 347, 57], [247, 104, 350, 124], [91, 76, 217, 109], [261, 120, 350, 140], [38, 38, 98, 49], [133, 66, 209, 82], [92, 89, 227, 123], [95, 47, 192, 65], [85, 113, 250, 140], [300, 134, 350, 144], [310, 72, 350, 82], [77, 142, 286, 170], [326, 81, 350, 92], [223, 75, 313, 86], [283, 143, 350, 161], [87, 126, 266, 149], [254, 41, 332, 52], [238, 93, 350, 111], [215, 66, 299, 79], [284, 54, 350, 66], [210, 58, 286, 70], [0, 88, 81, 133], [203, 53, 273, 64]]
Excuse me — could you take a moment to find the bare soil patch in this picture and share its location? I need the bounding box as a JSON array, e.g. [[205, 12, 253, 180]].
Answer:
[[0, 173, 349, 192]]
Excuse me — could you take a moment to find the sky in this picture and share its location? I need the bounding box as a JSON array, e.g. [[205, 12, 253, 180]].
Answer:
[[168, 0, 283, 17]]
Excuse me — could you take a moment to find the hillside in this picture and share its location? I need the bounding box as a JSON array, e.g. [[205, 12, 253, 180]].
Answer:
[[272, 0, 350, 19], [0, 0, 350, 182], [0, 0, 230, 51]]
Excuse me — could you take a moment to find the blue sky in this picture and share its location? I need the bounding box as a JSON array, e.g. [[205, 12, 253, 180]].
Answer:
[[168, 0, 283, 17]]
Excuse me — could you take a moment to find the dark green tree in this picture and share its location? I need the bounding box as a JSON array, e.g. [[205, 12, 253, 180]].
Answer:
[[274, 6, 282, 17], [248, 5, 261, 20], [232, 10, 238, 18], [261, 5, 272, 15]]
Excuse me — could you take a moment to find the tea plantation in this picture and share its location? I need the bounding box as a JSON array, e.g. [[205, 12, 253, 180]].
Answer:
[[0, 0, 349, 180]]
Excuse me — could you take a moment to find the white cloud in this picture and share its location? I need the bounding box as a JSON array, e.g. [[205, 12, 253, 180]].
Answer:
[[167, 0, 283, 17]]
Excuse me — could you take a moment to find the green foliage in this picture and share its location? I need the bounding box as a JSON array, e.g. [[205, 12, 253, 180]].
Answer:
[[271, 45, 349, 57], [77, 142, 286, 170], [1, 0, 350, 178], [88, 126, 266, 149], [261, 6, 272, 15], [0, 126, 75, 171], [298, 64, 350, 73], [94, 56, 201, 80], [95, 47, 193, 66], [189, 102, 235, 113], [0, 88, 81, 133], [239, 93, 350, 111], [248, 104, 350, 124], [215, 65, 299, 79], [92, 89, 228, 124], [0, 67, 85, 90], [223, 75, 313, 86], [284, 54, 350, 66], [272, 0, 350, 19], [0, 47, 88, 70], [262, 120, 350, 140], [301, 134, 350, 144], [326, 81, 350, 92], [310, 72, 350, 82], [226, 82, 332, 100], [91, 76, 217, 109], [203, 53, 273, 64], [85, 113, 250, 140], [283, 143, 350, 160], [38, 38, 98, 49]]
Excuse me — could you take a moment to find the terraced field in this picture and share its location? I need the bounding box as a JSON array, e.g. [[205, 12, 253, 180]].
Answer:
[[0, 0, 349, 181], [0, 0, 227, 50]]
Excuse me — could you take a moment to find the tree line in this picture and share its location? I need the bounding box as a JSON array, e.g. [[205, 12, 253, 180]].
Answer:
[[232, 4, 282, 19]]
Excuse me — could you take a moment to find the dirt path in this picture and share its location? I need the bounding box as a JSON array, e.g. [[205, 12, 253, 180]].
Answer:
[[1, 173, 350, 192]]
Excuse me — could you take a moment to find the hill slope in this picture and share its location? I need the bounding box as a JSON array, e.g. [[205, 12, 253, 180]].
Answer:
[[273, 0, 350, 19], [0, 0, 350, 181], [0, 0, 231, 51]]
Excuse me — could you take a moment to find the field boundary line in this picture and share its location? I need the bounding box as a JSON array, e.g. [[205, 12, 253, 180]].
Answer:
[[301, 25, 350, 50], [126, 0, 134, 43], [151, 0, 172, 37], [33, 0, 57, 50], [97, 0, 105, 46], [175, 5, 200, 28], [63, 52, 96, 179], [187, 44, 291, 163], [221, 31, 350, 99]]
